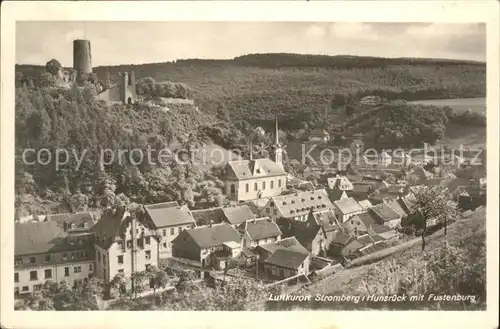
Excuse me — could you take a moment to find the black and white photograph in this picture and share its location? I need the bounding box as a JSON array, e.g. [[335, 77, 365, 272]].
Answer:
[[1, 1, 499, 328]]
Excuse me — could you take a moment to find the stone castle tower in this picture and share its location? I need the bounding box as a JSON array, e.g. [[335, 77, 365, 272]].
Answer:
[[120, 72, 137, 105], [73, 39, 92, 78]]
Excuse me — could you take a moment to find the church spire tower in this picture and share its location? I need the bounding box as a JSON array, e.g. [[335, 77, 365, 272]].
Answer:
[[273, 116, 283, 167]]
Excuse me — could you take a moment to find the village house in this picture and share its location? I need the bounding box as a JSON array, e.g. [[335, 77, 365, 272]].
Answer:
[[340, 233, 387, 259], [277, 209, 341, 257], [191, 205, 256, 228], [384, 197, 411, 219], [358, 199, 373, 211], [90, 207, 160, 287], [171, 223, 242, 269], [142, 201, 196, 259], [254, 237, 311, 280], [327, 175, 354, 191], [368, 203, 402, 228], [359, 95, 381, 106], [343, 212, 399, 241], [241, 217, 282, 249], [333, 197, 364, 223], [262, 189, 335, 221], [45, 211, 96, 234], [308, 128, 331, 142], [15, 221, 95, 297]]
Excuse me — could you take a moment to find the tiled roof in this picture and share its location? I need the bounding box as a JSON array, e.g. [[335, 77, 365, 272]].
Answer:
[[312, 210, 339, 232], [191, 207, 226, 226], [264, 249, 309, 270], [245, 217, 282, 240], [384, 199, 409, 217], [331, 232, 352, 245], [358, 200, 373, 209], [143, 201, 179, 210], [45, 212, 95, 232], [334, 197, 363, 215], [226, 158, 286, 180], [328, 189, 348, 202], [186, 223, 241, 249], [271, 189, 334, 219], [15, 221, 93, 255], [90, 208, 129, 249], [144, 203, 195, 228], [352, 212, 379, 228], [310, 128, 329, 136], [357, 234, 375, 246], [258, 236, 308, 255], [369, 224, 393, 235], [369, 203, 401, 222], [222, 205, 255, 225]]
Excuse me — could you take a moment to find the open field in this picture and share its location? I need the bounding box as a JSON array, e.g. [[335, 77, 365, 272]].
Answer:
[[409, 97, 486, 113]]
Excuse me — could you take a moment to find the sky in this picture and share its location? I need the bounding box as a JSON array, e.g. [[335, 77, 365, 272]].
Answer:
[[16, 21, 486, 66]]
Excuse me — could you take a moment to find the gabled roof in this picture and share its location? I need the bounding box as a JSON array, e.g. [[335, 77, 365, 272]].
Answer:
[[15, 221, 94, 256], [257, 236, 308, 255], [368, 224, 393, 235], [90, 208, 129, 248], [226, 158, 286, 180], [143, 201, 179, 210], [369, 203, 401, 222], [358, 199, 373, 210], [45, 211, 95, 232], [334, 197, 363, 215], [185, 223, 241, 249], [351, 211, 379, 228], [327, 176, 353, 190], [144, 203, 195, 228], [270, 189, 334, 219], [222, 205, 255, 225], [191, 207, 226, 226], [312, 210, 339, 232], [264, 249, 309, 270], [331, 232, 352, 246], [245, 217, 282, 240], [384, 199, 409, 217]]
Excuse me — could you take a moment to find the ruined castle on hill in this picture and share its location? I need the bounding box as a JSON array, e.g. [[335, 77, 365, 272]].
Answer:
[[50, 39, 137, 105]]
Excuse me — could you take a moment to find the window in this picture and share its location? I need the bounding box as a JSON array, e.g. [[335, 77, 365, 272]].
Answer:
[[117, 241, 124, 249], [254, 183, 258, 191], [34, 284, 42, 291], [278, 179, 282, 188], [230, 184, 236, 195], [262, 181, 266, 190], [162, 242, 167, 248], [245, 183, 249, 193], [29, 271, 38, 281], [266, 208, 270, 213], [103, 255, 106, 263], [71, 252, 75, 260], [170, 228, 175, 235], [273, 209, 278, 215], [44, 269, 52, 279], [45, 255, 51, 262], [127, 240, 132, 248], [15, 258, 22, 266], [74, 266, 82, 273], [162, 229, 166, 237], [64, 267, 70, 277], [62, 253, 67, 261], [145, 237, 151, 245], [178, 227, 182, 234], [145, 250, 151, 260], [14, 272, 19, 283], [84, 222, 89, 228], [89, 264, 93, 272], [118, 255, 124, 264], [271, 180, 274, 189], [118, 269, 124, 274], [22, 286, 29, 292], [29, 257, 36, 264]]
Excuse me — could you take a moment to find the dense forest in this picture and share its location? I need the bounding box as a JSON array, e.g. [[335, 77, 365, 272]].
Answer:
[[16, 53, 486, 124], [14, 53, 486, 217]]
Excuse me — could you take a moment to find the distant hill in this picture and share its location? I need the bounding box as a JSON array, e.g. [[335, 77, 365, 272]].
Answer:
[[16, 53, 486, 125]]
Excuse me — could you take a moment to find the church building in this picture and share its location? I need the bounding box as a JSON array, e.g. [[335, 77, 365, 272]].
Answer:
[[225, 117, 287, 202]]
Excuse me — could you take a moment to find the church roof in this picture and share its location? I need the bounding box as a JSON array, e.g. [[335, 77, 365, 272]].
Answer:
[[226, 158, 286, 181]]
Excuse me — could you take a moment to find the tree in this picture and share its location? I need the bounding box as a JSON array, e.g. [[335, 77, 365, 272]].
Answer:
[[146, 265, 169, 293], [45, 59, 62, 76], [345, 104, 355, 116], [413, 186, 460, 251]]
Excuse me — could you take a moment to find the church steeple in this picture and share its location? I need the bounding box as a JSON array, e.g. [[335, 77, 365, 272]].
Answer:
[[273, 116, 283, 167]]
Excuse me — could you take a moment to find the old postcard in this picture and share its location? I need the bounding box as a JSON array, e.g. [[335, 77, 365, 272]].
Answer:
[[1, 1, 499, 329]]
